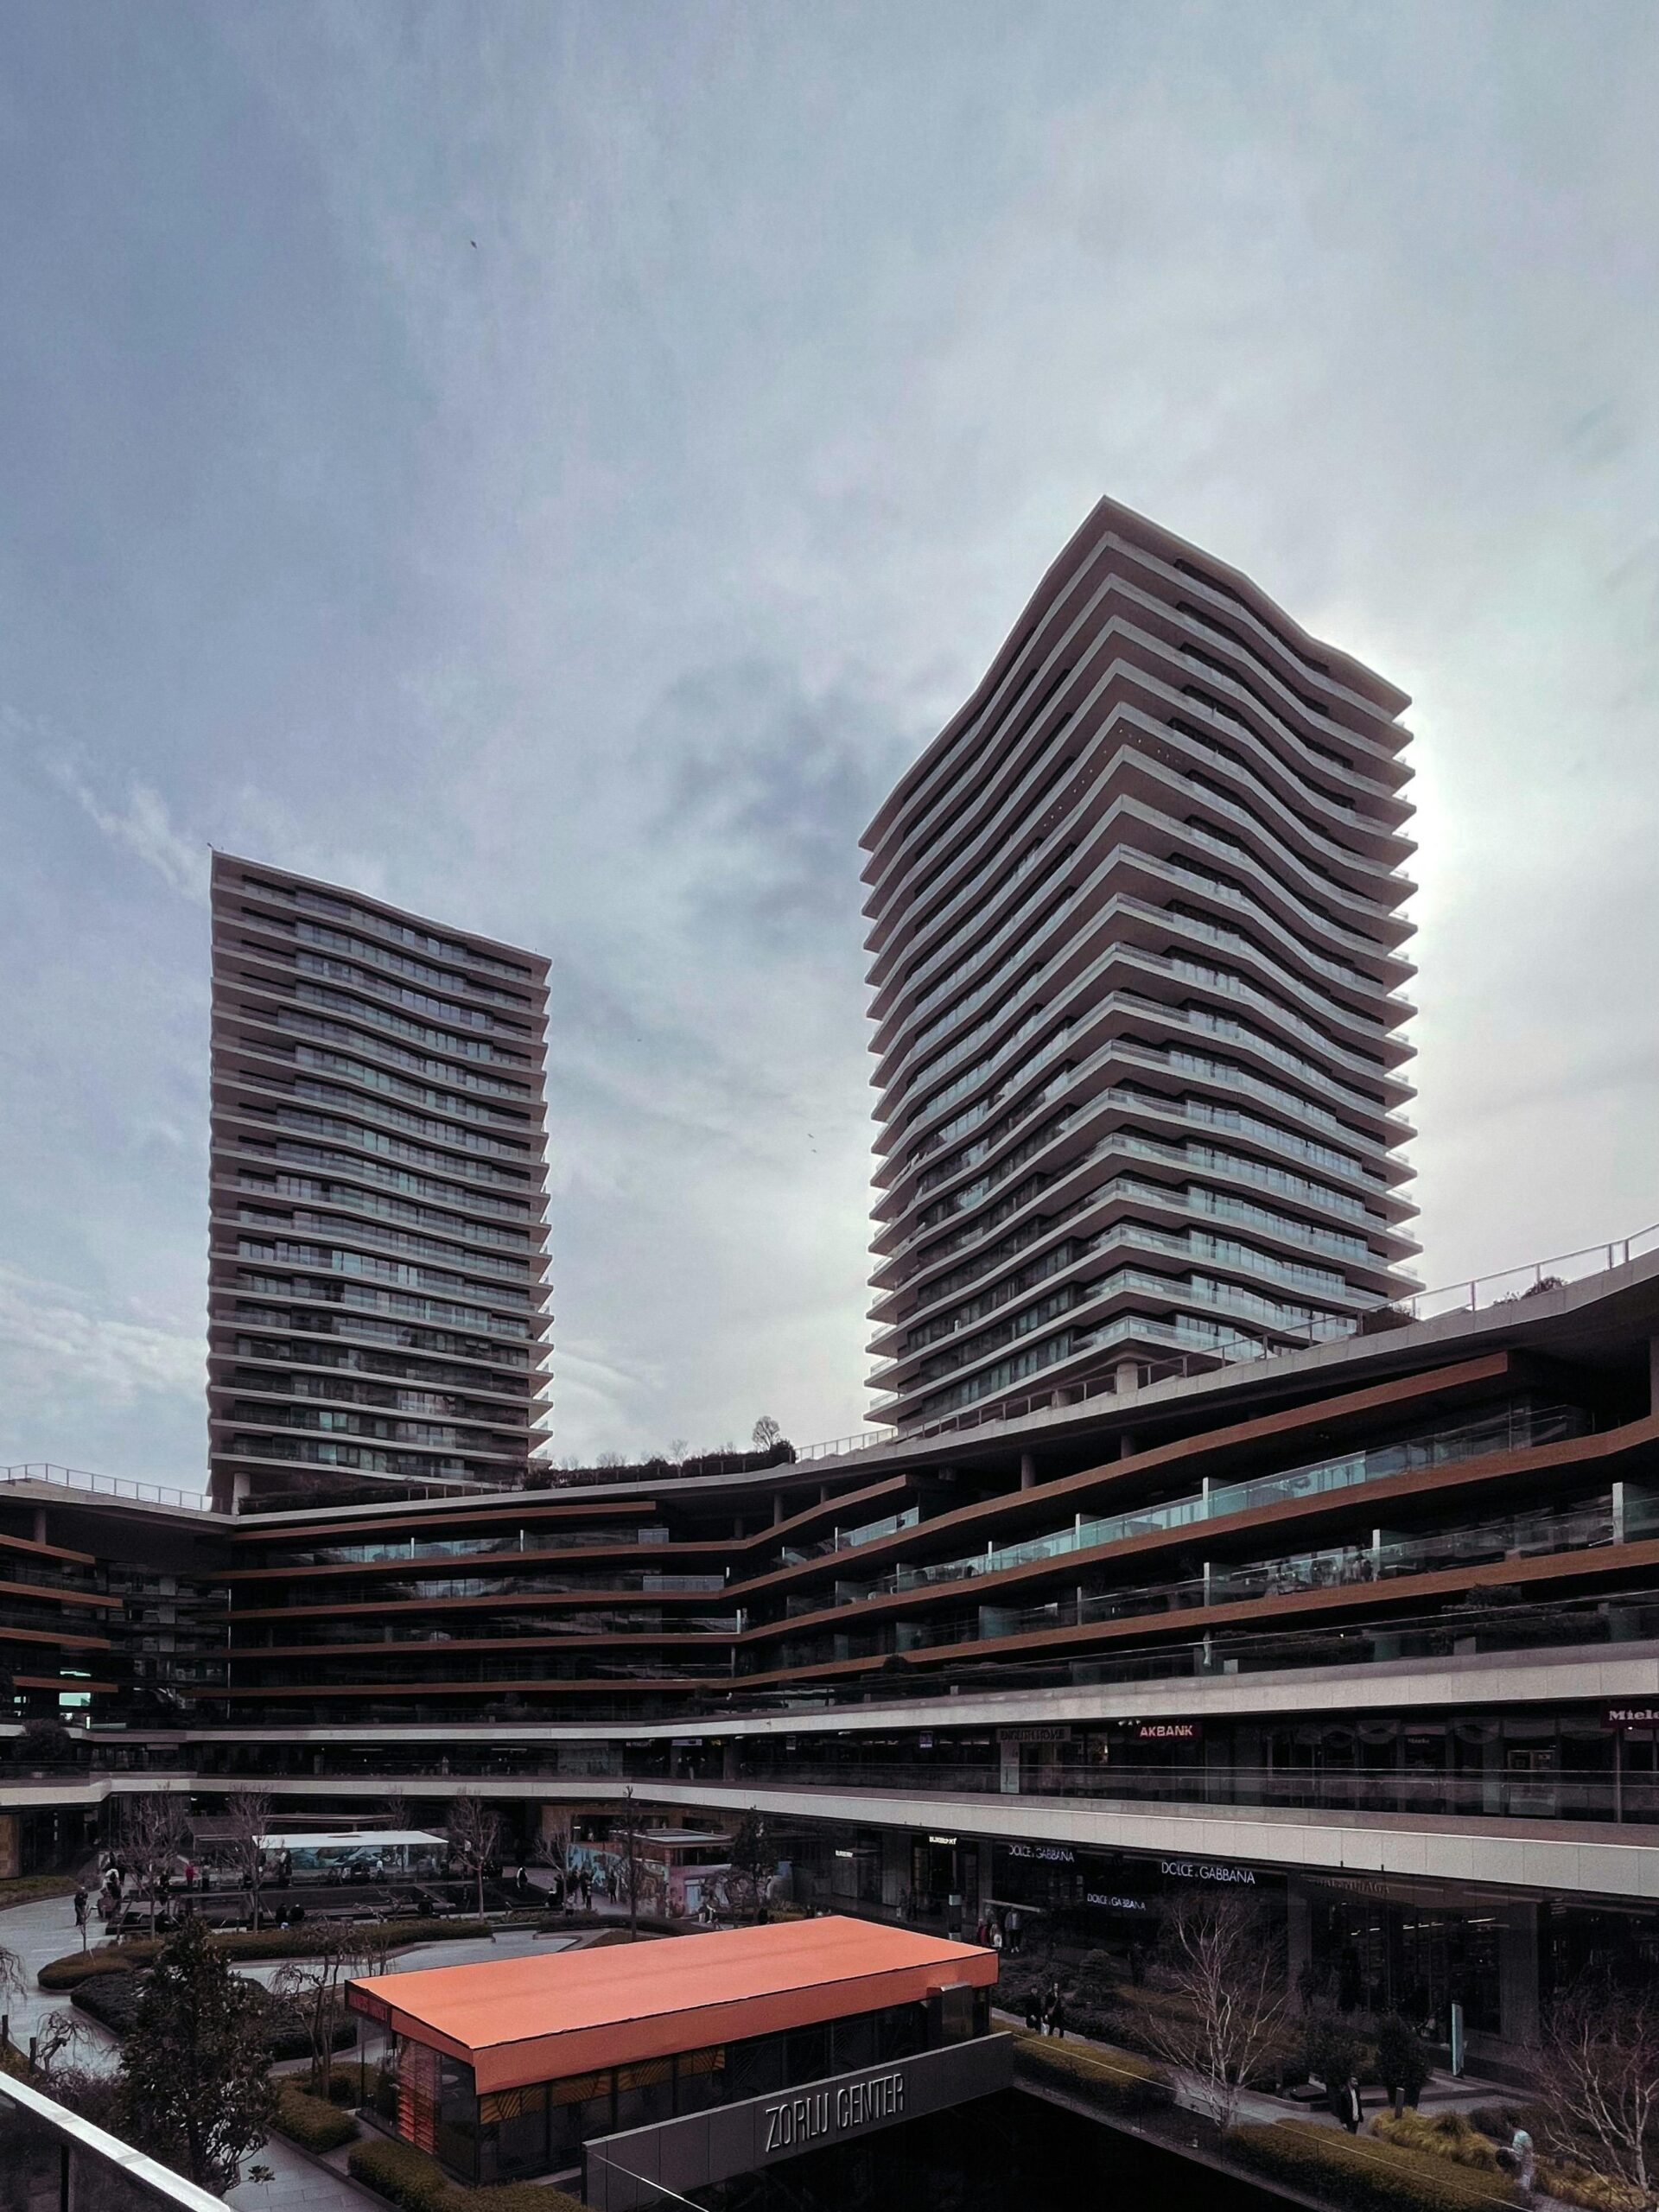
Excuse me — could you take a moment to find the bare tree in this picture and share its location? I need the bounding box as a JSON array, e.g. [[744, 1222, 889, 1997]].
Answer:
[[446, 1791, 501, 1919], [221, 1788, 274, 1930], [32, 2006, 96, 2082], [1135, 1889, 1290, 2135], [719, 1809, 778, 1924], [534, 1808, 573, 1907], [1532, 1975, 1659, 2208], [273, 1925, 380, 2101], [751, 1415, 783, 1453], [384, 1789, 412, 1836], [618, 1786, 643, 1942], [0, 1940, 26, 2041], [120, 1794, 189, 1938]]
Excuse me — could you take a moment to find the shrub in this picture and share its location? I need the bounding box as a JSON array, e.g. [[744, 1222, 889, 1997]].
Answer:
[[1305, 2004, 1366, 2090], [1373, 2111, 1502, 2171], [1230, 2120, 1524, 2212], [1010, 2025, 1173, 2116], [73, 1967, 356, 2059], [39, 1947, 156, 1991], [1535, 2157, 1646, 2212], [275, 2080, 360, 2152], [347, 2133, 595, 2212], [1375, 2015, 1433, 2104], [37, 1916, 489, 1991]]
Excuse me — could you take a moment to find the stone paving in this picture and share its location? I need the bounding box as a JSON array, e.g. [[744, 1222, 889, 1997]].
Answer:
[[0, 1889, 582, 2207]]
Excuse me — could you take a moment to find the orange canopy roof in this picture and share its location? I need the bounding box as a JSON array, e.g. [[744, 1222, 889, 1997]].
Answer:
[[348, 1916, 995, 2093]]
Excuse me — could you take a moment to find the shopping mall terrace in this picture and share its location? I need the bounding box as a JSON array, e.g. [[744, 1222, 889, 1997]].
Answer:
[[6, 1250, 1659, 2078]]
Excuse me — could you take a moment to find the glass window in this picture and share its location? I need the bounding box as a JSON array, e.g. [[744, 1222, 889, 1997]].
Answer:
[[479, 2083, 546, 2181], [613, 2056, 674, 2133], [784, 2024, 830, 2083], [831, 2013, 876, 2070], [874, 2003, 927, 2063], [935, 1984, 977, 2045], [674, 2046, 728, 2116], [723, 2035, 786, 2101], [547, 2070, 613, 2162]]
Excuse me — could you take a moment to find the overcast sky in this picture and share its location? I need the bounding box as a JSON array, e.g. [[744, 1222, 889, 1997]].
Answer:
[[3, 3, 1657, 1485]]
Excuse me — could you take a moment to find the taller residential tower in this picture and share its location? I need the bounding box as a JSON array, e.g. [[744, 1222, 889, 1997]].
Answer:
[[862, 499, 1420, 1431], [207, 855, 552, 1508]]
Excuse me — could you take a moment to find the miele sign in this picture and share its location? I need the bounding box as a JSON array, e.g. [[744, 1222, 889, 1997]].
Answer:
[[584, 2037, 1013, 2212]]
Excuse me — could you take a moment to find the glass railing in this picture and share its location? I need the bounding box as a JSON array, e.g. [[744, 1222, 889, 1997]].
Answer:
[[0, 2068, 224, 2212], [780, 1507, 922, 1567], [850, 1404, 1585, 1600], [798, 1499, 1619, 1659]]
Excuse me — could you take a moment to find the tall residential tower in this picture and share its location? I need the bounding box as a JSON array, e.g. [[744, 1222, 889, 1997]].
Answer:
[[207, 855, 551, 1509], [863, 499, 1420, 1431]]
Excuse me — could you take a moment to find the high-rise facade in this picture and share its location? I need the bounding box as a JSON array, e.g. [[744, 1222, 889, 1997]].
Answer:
[[207, 854, 552, 1509], [862, 498, 1421, 1431]]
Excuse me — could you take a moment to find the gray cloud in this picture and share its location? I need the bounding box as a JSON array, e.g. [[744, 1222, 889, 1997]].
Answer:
[[3, 1, 1659, 1476]]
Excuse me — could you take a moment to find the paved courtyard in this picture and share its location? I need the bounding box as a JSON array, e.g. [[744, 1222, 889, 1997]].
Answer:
[[0, 1891, 582, 2207]]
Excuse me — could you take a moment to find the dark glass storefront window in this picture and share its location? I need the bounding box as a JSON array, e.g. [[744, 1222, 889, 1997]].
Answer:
[[480, 2082, 548, 2180], [785, 2024, 831, 2082], [613, 2056, 674, 2133], [723, 2033, 787, 2101], [548, 2069, 613, 2164], [874, 2002, 928, 2063], [435, 2054, 480, 2178], [673, 2045, 728, 2116], [1311, 1903, 1501, 2037], [831, 2012, 876, 2069], [418, 1992, 995, 2180]]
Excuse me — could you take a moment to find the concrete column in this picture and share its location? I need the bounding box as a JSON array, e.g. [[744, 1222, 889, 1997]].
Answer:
[[1019, 1452, 1036, 1491], [1286, 1883, 1313, 1997], [1114, 1357, 1139, 1395], [1649, 1336, 1659, 1416], [1497, 1904, 1541, 2049], [31, 1508, 47, 1546], [1118, 1432, 1136, 1459], [882, 1831, 909, 1911], [772, 1494, 785, 1525]]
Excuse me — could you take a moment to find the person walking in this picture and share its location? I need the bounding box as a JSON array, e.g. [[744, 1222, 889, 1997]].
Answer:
[[1510, 2129, 1535, 2196], [73, 1885, 89, 1948], [1047, 1990, 1067, 2041], [1332, 2075, 1364, 2134]]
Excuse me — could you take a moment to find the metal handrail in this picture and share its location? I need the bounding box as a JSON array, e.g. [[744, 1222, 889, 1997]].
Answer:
[[0, 1464, 211, 1511], [800, 1218, 1659, 1459]]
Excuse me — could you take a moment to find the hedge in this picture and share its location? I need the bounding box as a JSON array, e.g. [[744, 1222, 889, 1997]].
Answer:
[[1230, 2120, 1524, 2212], [1009, 2027, 1173, 2116], [72, 1967, 357, 2060], [275, 2081, 361, 2153], [0, 1874, 82, 1909], [348, 2133, 596, 2212], [38, 1916, 489, 1989]]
